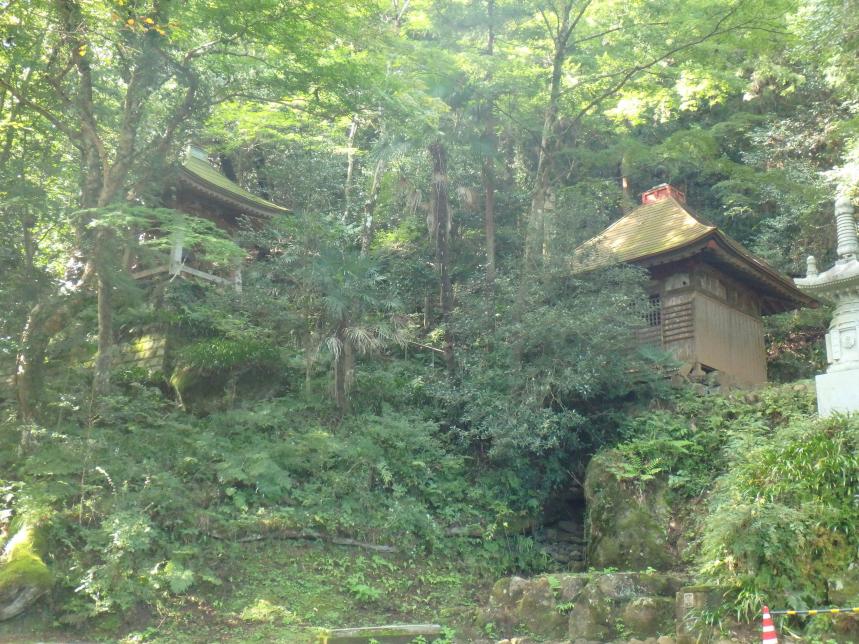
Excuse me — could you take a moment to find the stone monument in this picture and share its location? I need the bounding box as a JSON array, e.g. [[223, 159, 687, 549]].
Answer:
[[795, 194, 859, 416]]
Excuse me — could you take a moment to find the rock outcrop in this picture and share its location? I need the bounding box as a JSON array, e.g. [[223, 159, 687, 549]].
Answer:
[[584, 450, 675, 572]]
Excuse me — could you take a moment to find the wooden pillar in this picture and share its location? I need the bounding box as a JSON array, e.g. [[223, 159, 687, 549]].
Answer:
[[233, 267, 243, 293], [169, 235, 184, 276]]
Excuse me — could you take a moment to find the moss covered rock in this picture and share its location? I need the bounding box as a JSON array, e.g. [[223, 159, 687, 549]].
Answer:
[[621, 596, 674, 637], [566, 585, 612, 642], [517, 576, 568, 638], [0, 524, 52, 621], [567, 572, 684, 641], [481, 571, 685, 641], [480, 573, 588, 638], [481, 575, 530, 631], [585, 450, 674, 571]]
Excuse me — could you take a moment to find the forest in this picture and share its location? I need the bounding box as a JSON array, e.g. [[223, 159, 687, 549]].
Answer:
[[1, 0, 858, 642]]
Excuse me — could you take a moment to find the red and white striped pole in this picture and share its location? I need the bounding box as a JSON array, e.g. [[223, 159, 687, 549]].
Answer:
[[761, 605, 779, 643]]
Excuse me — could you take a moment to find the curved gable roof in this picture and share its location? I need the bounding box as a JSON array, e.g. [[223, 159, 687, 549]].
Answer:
[[178, 148, 289, 219], [573, 196, 817, 314], [574, 197, 715, 269]]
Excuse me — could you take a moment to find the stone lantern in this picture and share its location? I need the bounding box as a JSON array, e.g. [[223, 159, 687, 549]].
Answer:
[[795, 194, 859, 416]]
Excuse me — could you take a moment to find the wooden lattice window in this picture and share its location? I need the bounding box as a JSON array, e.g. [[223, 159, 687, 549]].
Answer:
[[644, 294, 662, 327]]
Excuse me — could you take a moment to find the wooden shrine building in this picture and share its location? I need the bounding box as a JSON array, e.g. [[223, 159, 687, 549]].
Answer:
[[132, 145, 288, 290], [574, 184, 816, 385], [118, 146, 288, 374]]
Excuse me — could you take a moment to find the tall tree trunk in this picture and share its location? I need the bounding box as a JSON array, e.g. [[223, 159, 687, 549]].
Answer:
[[91, 254, 113, 401], [482, 156, 496, 292], [15, 291, 88, 424], [524, 49, 565, 271], [252, 147, 271, 200], [482, 0, 497, 330], [428, 142, 455, 373], [13, 0, 194, 418], [305, 330, 315, 398], [620, 153, 633, 213], [344, 117, 358, 222], [343, 338, 354, 401], [361, 159, 384, 255], [522, 1, 582, 271], [422, 291, 432, 331], [514, 1, 579, 366], [16, 305, 56, 424], [89, 202, 122, 404], [332, 325, 351, 414]]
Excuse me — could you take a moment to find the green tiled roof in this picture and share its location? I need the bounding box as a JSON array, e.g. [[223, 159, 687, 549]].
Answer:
[[574, 197, 715, 269], [180, 151, 288, 216]]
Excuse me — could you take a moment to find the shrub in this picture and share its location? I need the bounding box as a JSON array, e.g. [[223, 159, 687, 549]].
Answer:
[[700, 414, 859, 616], [0, 389, 519, 619], [593, 383, 856, 618]]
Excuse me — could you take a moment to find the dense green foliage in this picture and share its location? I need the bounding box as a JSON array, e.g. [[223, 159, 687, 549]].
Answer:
[[2, 0, 859, 639], [608, 383, 859, 621], [0, 385, 546, 630], [701, 412, 858, 619]]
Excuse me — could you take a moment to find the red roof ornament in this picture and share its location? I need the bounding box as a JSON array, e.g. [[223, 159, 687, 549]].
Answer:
[[641, 183, 686, 204]]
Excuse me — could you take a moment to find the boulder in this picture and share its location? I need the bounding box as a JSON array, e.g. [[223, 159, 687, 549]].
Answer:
[[0, 523, 52, 621], [566, 585, 611, 642], [621, 596, 674, 638], [592, 572, 684, 600], [567, 572, 685, 642], [517, 577, 567, 638], [584, 450, 674, 571], [483, 576, 530, 631], [480, 573, 588, 638]]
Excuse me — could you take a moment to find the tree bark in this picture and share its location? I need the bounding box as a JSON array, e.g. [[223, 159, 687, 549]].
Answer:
[[91, 257, 113, 401], [344, 117, 358, 222], [361, 159, 384, 255], [482, 0, 497, 330], [513, 2, 583, 365], [15, 290, 88, 424], [522, 1, 592, 271], [333, 324, 350, 414], [428, 142, 455, 373], [524, 39, 566, 271], [482, 156, 496, 292]]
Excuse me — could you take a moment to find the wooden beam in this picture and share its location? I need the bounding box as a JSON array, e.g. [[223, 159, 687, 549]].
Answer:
[[179, 264, 232, 285], [322, 624, 443, 642], [131, 264, 169, 279]]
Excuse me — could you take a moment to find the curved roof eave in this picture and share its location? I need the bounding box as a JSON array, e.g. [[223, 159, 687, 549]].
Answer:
[[572, 196, 818, 313], [178, 155, 289, 218], [635, 232, 818, 312]]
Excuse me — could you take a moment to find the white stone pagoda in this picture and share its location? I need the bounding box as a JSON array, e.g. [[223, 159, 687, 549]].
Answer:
[[795, 194, 859, 416]]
